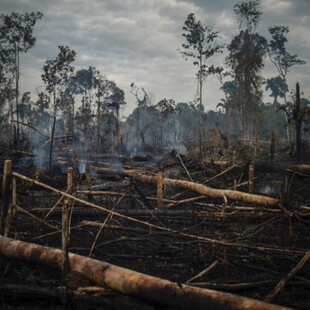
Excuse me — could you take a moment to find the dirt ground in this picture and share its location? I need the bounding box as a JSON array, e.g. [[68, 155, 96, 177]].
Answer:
[[1, 145, 310, 309]]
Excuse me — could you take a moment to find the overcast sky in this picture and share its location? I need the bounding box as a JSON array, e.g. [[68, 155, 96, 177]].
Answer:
[[1, 0, 309, 117]]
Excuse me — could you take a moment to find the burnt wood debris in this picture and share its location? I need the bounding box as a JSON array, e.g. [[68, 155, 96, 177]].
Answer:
[[1, 139, 310, 310], [0, 3, 310, 309]]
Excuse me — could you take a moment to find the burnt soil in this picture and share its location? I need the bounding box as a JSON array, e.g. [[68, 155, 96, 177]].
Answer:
[[1, 148, 310, 309]]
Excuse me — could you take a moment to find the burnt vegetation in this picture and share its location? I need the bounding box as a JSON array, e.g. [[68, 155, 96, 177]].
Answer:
[[1, 1, 310, 309]]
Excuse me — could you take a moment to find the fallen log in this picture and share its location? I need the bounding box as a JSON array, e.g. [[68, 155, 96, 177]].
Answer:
[[189, 280, 274, 291], [0, 236, 291, 310], [255, 162, 310, 174], [76, 191, 284, 213], [265, 249, 310, 302], [10, 119, 49, 138], [10, 171, 305, 254], [90, 166, 280, 206], [0, 284, 61, 300]]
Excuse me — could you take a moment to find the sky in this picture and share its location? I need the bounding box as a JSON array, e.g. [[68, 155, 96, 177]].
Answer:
[[1, 0, 310, 118]]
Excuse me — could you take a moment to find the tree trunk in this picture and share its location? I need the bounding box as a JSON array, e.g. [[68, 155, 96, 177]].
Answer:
[[135, 106, 140, 155], [254, 162, 310, 174], [295, 82, 302, 162], [1, 160, 12, 233], [91, 167, 280, 206], [115, 106, 121, 154], [199, 56, 203, 156], [283, 93, 291, 143], [97, 94, 101, 152], [49, 90, 56, 170], [0, 236, 291, 310], [15, 43, 20, 145]]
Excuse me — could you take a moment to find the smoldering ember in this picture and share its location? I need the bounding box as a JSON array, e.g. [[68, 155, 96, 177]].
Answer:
[[1, 1, 310, 310]]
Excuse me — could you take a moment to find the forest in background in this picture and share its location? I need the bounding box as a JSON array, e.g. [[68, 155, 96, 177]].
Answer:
[[0, 0, 309, 161]]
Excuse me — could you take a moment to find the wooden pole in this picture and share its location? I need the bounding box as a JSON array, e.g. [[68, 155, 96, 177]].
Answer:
[[4, 177, 16, 237], [0, 236, 292, 310], [86, 165, 92, 201], [1, 160, 12, 233], [89, 166, 280, 207], [11, 171, 303, 254], [265, 250, 310, 303], [61, 167, 73, 283], [248, 164, 254, 194], [157, 171, 163, 210], [62, 200, 70, 283], [295, 82, 302, 162], [284, 169, 290, 197]]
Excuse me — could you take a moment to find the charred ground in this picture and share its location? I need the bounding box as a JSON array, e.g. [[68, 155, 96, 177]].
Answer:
[[0, 140, 310, 310]]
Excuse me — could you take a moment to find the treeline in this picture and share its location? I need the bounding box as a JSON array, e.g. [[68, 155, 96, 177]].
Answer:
[[0, 1, 309, 159]]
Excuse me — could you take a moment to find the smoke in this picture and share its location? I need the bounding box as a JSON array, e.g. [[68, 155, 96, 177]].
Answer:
[[28, 128, 51, 168], [78, 161, 86, 174], [260, 185, 272, 195]]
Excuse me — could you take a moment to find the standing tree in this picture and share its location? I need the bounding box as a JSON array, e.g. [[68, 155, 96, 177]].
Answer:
[[19, 91, 33, 125], [72, 66, 98, 142], [107, 82, 126, 154], [0, 28, 15, 134], [267, 25, 306, 142], [287, 83, 310, 161], [130, 83, 150, 154], [93, 71, 110, 150], [33, 91, 50, 129], [265, 76, 288, 137], [156, 98, 176, 147], [265, 76, 288, 110], [218, 80, 238, 143], [226, 1, 267, 139], [179, 13, 223, 155], [42, 45, 76, 168], [294, 83, 302, 161], [0, 11, 43, 144]]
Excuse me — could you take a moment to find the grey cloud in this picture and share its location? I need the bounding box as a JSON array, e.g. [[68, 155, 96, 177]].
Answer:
[[1, 0, 309, 115], [176, 0, 235, 12]]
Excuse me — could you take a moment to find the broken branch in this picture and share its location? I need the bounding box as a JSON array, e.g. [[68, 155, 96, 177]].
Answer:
[[89, 166, 280, 206]]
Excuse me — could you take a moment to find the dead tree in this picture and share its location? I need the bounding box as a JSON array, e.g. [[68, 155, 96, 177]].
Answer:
[[0, 236, 291, 310], [90, 166, 280, 207]]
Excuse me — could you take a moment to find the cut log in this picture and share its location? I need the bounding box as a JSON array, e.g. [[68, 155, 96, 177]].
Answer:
[[255, 162, 310, 174], [265, 249, 310, 302], [157, 171, 164, 210], [1, 160, 12, 233], [90, 166, 280, 207], [0, 236, 291, 310], [249, 164, 254, 194], [0, 284, 60, 300], [10, 171, 305, 254]]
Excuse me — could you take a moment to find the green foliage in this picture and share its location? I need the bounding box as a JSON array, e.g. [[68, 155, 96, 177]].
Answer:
[[234, 0, 262, 33], [156, 98, 176, 118], [226, 0, 266, 137], [42, 45, 76, 95], [268, 26, 306, 78], [0, 11, 43, 51], [107, 81, 126, 112], [265, 76, 288, 106], [179, 13, 224, 80], [0, 11, 43, 143]]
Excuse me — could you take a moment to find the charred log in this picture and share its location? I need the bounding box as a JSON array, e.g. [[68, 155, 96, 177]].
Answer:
[[90, 166, 280, 207], [0, 236, 291, 310]]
